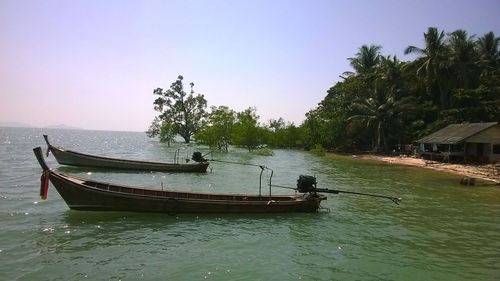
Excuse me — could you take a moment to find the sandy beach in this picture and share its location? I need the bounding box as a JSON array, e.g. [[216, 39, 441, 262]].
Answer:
[[353, 154, 500, 185]]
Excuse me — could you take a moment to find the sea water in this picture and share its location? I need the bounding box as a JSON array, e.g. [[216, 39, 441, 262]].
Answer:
[[0, 127, 499, 280]]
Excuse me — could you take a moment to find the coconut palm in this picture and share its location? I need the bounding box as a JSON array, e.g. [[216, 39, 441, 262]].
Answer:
[[346, 45, 382, 75], [348, 56, 417, 152], [404, 27, 451, 109], [447, 30, 478, 89], [476, 31, 500, 71]]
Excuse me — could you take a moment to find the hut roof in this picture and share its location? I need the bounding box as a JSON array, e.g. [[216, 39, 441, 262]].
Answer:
[[416, 122, 498, 144]]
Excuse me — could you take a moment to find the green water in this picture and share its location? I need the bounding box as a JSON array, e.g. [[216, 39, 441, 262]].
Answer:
[[0, 127, 499, 280]]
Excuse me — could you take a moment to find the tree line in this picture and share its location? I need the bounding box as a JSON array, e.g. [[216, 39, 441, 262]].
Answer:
[[148, 27, 500, 153]]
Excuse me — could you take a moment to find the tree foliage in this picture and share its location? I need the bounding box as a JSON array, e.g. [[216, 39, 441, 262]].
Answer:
[[232, 107, 263, 152], [146, 116, 176, 146], [147, 28, 499, 155], [303, 27, 499, 153], [266, 118, 302, 148], [195, 106, 236, 152], [149, 75, 207, 143]]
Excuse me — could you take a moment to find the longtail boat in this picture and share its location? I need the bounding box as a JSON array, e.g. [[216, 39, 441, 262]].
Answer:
[[33, 147, 327, 213], [43, 135, 209, 172]]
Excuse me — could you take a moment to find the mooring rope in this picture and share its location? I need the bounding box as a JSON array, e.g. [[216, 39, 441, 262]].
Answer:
[[207, 159, 267, 169]]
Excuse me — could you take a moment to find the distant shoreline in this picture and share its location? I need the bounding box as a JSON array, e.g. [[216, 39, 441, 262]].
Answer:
[[343, 153, 500, 185], [0, 123, 84, 130], [0, 125, 143, 133]]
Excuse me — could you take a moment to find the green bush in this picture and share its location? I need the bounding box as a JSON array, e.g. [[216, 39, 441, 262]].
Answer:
[[310, 144, 326, 156], [252, 147, 274, 156]]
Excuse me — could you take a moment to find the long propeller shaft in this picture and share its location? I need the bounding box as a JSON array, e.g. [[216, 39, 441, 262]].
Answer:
[[315, 188, 402, 204], [271, 185, 402, 204]]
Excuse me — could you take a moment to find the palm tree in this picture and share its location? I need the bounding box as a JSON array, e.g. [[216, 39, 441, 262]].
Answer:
[[476, 31, 500, 71], [405, 27, 450, 109], [377, 55, 406, 98], [447, 29, 478, 89], [346, 45, 382, 75], [348, 56, 417, 152]]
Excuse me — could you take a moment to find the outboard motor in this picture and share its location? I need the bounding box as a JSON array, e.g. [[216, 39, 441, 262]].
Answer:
[[297, 175, 317, 193], [191, 152, 206, 163]]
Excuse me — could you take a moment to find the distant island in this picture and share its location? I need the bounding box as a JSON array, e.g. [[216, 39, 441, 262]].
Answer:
[[44, 124, 84, 130], [0, 122, 84, 130], [0, 121, 35, 128]]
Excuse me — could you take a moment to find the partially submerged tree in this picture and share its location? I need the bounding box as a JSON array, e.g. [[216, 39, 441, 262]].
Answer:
[[195, 106, 236, 152], [232, 107, 262, 152], [146, 117, 175, 146], [159, 120, 176, 146], [149, 75, 207, 143]]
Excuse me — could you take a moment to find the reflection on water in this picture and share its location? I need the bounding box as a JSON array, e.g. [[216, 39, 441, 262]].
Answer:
[[1, 127, 499, 280]]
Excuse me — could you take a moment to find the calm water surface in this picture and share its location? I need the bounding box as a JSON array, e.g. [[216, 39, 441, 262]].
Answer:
[[0, 127, 499, 280]]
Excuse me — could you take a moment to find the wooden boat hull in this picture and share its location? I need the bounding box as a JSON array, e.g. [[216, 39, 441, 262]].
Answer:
[[44, 135, 209, 172], [34, 147, 325, 214], [48, 173, 324, 213]]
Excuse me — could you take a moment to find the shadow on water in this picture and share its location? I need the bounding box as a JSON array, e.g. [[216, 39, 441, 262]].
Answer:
[[47, 209, 328, 258], [61, 209, 325, 227]]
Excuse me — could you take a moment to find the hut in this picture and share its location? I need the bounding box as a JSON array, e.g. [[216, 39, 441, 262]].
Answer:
[[416, 122, 500, 164]]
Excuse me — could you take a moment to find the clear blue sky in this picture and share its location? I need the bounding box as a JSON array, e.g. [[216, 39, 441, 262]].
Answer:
[[1, 0, 499, 131]]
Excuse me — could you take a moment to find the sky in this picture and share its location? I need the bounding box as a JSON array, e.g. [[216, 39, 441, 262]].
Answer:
[[1, 0, 499, 132]]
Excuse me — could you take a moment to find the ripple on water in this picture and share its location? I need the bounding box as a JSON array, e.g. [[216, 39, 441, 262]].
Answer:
[[1, 128, 499, 280]]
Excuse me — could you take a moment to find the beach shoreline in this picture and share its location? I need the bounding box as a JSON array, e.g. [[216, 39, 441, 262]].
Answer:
[[347, 154, 500, 185]]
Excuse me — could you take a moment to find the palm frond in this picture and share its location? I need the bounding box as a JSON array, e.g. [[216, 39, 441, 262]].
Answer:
[[404, 46, 424, 56]]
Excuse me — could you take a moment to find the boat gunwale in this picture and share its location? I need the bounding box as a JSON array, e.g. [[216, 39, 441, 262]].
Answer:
[[51, 171, 311, 203], [50, 145, 208, 167]]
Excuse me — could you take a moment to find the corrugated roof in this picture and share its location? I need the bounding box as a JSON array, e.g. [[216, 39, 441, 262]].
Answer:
[[416, 122, 498, 144]]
